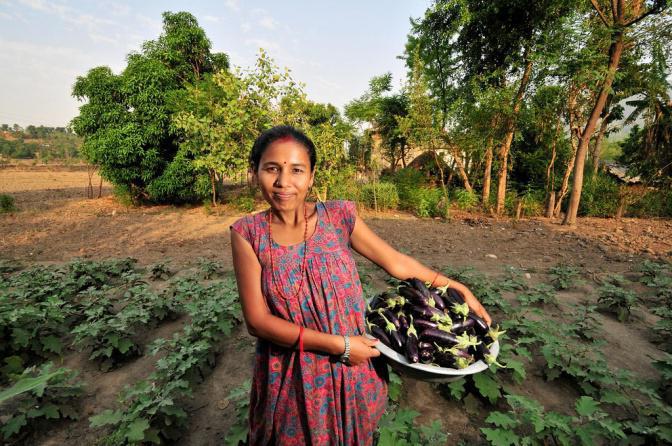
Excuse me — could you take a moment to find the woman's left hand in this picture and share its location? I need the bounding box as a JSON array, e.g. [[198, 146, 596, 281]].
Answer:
[[453, 282, 492, 326]]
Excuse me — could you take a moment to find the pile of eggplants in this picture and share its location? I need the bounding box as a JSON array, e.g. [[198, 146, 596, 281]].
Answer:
[[366, 278, 505, 369]]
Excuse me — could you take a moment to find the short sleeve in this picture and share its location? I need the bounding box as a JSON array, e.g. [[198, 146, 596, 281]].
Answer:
[[230, 216, 253, 245], [342, 200, 357, 235]]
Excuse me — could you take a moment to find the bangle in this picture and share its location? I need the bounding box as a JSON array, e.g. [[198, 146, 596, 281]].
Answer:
[[430, 271, 440, 288], [298, 326, 304, 354], [339, 335, 351, 365]]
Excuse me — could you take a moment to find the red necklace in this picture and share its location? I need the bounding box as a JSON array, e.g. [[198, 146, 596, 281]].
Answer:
[[267, 203, 309, 300]]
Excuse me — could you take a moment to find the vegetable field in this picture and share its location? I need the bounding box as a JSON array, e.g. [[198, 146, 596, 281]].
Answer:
[[1, 167, 672, 445]]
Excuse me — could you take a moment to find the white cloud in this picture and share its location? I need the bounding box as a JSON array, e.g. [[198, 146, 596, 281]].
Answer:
[[244, 38, 280, 52], [18, 0, 117, 31], [240, 22, 251, 32], [203, 15, 221, 23], [259, 16, 277, 30], [89, 32, 118, 45], [224, 0, 240, 12]]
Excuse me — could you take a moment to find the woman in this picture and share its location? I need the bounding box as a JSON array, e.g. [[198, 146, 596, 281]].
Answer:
[[230, 125, 491, 445]]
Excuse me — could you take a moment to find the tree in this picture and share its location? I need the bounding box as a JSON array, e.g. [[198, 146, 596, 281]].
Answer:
[[172, 51, 302, 205], [562, 0, 670, 225], [345, 74, 410, 172], [71, 11, 229, 203]]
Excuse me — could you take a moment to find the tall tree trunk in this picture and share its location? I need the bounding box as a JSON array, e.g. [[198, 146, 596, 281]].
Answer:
[[482, 140, 494, 206], [563, 31, 624, 225], [450, 147, 473, 193], [210, 169, 217, 206], [591, 114, 609, 175], [495, 54, 533, 215], [481, 116, 499, 208]]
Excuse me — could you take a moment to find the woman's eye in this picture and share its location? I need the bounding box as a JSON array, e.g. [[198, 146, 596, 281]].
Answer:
[[293, 168, 304, 174]]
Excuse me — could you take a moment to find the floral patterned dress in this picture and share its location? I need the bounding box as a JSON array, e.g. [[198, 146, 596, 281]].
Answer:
[[230, 199, 388, 445]]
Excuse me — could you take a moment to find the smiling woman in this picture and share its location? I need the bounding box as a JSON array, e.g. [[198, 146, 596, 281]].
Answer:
[[229, 125, 490, 445]]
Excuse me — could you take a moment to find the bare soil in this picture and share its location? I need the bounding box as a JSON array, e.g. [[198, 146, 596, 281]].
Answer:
[[1, 166, 670, 445]]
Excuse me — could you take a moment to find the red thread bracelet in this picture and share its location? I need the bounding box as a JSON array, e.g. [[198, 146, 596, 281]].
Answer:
[[430, 271, 440, 288]]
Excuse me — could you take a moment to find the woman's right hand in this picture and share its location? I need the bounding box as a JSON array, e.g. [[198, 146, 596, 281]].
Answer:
[[346, 335, 381, 366]]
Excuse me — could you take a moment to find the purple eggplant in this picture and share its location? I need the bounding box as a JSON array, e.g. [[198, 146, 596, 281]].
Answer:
[[467, 313, 489, 336], [418, 341, 433, 350], [429, 290, 447, 311], [410, 305, 448, 323], [434, 350, 457, 368], [369, 325, 392, 348], [404, 316, 420, 363], [377, 308, 400, 330], [397, 313, 409, 336], [450, 317, 476, 334], [412, 319, 438, 332], [410, 278, 431, 296], [447, 288, 465, 304], [398, 285, 432, 307], [419, 349, 433, 363], [377, 313, 404, 352], [419, 328, 459, 346]]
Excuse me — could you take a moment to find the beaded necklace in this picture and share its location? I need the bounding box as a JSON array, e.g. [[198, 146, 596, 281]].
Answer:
[[267, 203, 309, 300]]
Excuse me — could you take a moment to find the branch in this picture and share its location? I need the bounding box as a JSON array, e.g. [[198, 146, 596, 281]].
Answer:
[[591, 0, 612, 27], [624, 5, 665, 27]]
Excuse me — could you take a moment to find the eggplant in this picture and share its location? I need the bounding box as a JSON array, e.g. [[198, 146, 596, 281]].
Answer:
[[468, 313, 489, 336], [398, 285, 432, 307], [369, 325, 392, 348], [417, 341, 433, 350], [404, 316, 420, 363], [434, 350, 457, 368], [410, 305, 448, 323], [419, 349, 433, 363], [377, 308, 400, 330], [409, 278, 431, 296], [397, 313, 409, 336], [419, 328, 459, 346], [448, 288, 465, 304], [412, 319, 438, 332], [450, 317, 476, 334], [377, 313, 404, 352], [429, 290, 447, 311]]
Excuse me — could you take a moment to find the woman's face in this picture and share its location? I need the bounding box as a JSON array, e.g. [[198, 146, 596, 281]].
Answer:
[[254, 138, 314, 211]]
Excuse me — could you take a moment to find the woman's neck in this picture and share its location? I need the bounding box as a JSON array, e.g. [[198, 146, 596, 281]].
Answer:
[[271, 202, 307, 227]]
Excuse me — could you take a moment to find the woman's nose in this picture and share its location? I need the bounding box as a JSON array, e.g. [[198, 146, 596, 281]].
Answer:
[[274, 168, 289, 187]]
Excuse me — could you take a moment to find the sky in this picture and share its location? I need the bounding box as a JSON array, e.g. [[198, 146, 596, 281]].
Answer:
[[0, 0, 430, 128]]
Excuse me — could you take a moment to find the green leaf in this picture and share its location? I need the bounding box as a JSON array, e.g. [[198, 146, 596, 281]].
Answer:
[[485, 412, 518, 429], [473, 372, 501, 404], [388, 369, 403, 402], [225, 424, 248, 446], [126, 418, 151, 442], [1, 415, 27, 439], [89, 409, 123, 427], [575, 396, 599, 417], [480, 427, 519, 446], [41, 335, 63, 354], [42, 403, 61, 419], [0, 369, 62, 404]]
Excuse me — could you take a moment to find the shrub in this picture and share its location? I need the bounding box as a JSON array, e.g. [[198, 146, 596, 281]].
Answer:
[[0, 194, 16, 213], [385, 168, 426, 204], [451, 188, 479, 211], [360, 182, 399, 210], [578, 173, 620, 217], [406, 187, 446, 218], [628, 188, 672, 218], [327, 167, 361, 202]]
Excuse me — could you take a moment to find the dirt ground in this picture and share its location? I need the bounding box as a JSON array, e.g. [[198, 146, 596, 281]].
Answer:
[[1, 166, 671, 445]]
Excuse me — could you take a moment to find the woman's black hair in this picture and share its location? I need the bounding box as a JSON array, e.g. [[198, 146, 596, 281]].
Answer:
[[249, 125, 317, 172]]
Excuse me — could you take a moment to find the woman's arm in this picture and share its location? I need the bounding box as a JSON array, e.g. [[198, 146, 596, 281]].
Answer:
[[230, 229, 380, 364], [350, 212, 492, 325]]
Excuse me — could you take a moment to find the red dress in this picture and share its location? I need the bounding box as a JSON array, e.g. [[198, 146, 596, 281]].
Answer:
[[230, 200, 388, 445]]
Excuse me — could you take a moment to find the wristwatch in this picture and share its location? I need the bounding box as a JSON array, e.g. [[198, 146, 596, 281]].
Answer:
[[339, 335, 351, 365]]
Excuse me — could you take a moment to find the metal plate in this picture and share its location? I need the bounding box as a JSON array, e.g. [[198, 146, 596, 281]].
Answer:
[[366, 296, 500, 382]]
